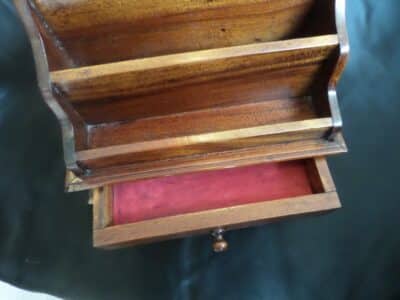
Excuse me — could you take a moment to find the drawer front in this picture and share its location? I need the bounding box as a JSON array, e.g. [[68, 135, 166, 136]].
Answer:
[[92, 157, 340, 250]]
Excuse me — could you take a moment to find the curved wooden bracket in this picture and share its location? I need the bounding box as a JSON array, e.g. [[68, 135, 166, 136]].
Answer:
[[327, 0, 350, 140], [13, 0, 84, 174]]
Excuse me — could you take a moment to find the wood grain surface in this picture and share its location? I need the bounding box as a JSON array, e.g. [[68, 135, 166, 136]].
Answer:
[[14, 0, 348, 191]]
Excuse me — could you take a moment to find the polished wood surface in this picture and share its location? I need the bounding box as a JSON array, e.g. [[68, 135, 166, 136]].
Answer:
[[92, 186, 113, 231], [50, 35, 338, 102], [14, 0, 349, 191], [94, 192, 340, 248], [31, 0, 335, 68], [69, 134, 346, 192], [82, 118, 331, 160], [76, 62, 328, 125]]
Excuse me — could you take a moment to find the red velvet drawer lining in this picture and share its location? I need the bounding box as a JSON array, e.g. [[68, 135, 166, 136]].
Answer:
[[112, 160, 313, 225]]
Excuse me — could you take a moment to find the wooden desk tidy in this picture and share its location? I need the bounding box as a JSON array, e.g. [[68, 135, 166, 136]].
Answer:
[[14, 0, 349, 250]]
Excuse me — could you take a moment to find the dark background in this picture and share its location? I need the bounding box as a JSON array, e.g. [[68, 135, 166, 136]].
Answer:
[[1, 0, 399, 299]]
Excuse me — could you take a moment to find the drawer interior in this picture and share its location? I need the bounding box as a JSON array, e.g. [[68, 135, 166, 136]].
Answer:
[[113, 160, 313, 225], [93, 157, 340, 248]]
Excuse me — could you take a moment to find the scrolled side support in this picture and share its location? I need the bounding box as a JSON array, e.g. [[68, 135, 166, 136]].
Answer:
[[327, 0, 349, 141], [13, 0, 84, 183]]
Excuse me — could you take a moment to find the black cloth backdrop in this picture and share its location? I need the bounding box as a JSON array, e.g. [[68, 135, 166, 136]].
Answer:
[[1, 0, 399, 299]]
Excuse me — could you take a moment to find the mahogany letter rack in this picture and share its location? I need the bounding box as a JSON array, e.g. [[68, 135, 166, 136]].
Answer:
[[15, 0, 349, 250]]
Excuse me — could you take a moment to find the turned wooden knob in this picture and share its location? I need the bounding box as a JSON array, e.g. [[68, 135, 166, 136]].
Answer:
[[211, 228, 228, 253]]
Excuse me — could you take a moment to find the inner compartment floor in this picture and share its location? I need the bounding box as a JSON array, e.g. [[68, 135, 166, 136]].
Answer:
[[112, 160, 314, 225]]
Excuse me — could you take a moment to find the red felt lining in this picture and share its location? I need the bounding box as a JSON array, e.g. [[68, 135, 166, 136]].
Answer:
[[112, 160, 313, 225]]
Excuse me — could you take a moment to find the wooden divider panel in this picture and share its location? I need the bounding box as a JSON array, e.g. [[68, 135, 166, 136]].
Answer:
[[31, 0, 335, 68]]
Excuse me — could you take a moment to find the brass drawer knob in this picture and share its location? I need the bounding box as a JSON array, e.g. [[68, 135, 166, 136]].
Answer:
[[211, 228, 228, 253]]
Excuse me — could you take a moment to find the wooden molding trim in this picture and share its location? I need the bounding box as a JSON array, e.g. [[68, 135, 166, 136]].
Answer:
[[327, 0, 349, 139], [93, 192, 340, 248], [13, 0, 84, 173]]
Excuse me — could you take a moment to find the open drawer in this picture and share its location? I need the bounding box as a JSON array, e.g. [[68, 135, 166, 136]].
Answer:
[[14, 0, 348, 250], [92, 157, 340, 250]]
